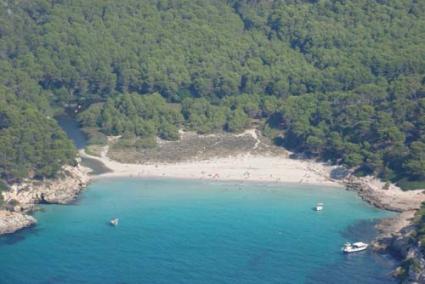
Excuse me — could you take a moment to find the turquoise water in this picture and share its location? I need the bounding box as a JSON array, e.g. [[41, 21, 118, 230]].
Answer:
[[0, 178, 396, 284]]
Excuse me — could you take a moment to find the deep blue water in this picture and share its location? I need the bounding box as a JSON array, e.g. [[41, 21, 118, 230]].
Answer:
[[0, 179, 397, 284]]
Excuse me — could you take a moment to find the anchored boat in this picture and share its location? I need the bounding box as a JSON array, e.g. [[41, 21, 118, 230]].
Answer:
[[110, 218, 119, 226], [342, 242, 368, 253], [314, 203, 324, 211]]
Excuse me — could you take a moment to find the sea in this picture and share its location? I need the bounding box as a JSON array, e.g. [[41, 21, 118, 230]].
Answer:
[[0, 178, 397, 284]]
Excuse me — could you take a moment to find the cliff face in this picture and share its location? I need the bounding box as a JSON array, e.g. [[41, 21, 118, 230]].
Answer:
[[382, 227, 425, 283], [0, 164, 90, 235]]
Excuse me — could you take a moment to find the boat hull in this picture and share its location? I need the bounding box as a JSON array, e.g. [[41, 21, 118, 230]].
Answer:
[[342, 244, 368, 253]]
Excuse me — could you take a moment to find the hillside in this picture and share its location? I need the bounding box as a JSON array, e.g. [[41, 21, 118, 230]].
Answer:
[[0, 0, 424, 188]]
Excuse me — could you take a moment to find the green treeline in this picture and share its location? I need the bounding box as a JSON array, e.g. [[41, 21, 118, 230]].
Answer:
[[0, 88, 76, 181], [79, 92, 273, 141], [79, 93, 183, 141], [280, 76, 425, 183], [0, 0, 424, 187]]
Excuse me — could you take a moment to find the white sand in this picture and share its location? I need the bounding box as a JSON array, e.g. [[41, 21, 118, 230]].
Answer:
[[80, 148, 341, 187]]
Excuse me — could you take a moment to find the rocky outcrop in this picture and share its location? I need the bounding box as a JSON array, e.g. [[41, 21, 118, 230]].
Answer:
[[0, 210, 36, 235], [344, 175, 425, 212], [2, 164, 91, 213], [0, 164, 90, 235], [375, 211, 417, 239], [343, 175, 425, 282], [403, 249, 425, 284], [377, 227, 425, 283]]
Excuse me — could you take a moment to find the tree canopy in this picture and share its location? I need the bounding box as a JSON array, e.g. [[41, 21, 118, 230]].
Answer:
[[0, 0, 424, 187], [0, 87, 76, 181]]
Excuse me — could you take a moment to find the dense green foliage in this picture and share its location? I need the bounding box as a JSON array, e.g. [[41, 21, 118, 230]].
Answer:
[[181, 94, 265, 133], [79, 92, 268, 142], [0, 88, 76, 181], [280, 76, 425, 183], [79, 93, 183, 140], [0, 0, 424, 186]]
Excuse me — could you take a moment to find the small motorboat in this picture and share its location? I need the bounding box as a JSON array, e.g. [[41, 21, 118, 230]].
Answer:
[[110, 218, 119, 226], [314, 203, 324, 211], [342, 242, 368, 253]]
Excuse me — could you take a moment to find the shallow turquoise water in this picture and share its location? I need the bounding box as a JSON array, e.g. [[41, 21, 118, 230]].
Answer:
[[0, 178, 396, 284]]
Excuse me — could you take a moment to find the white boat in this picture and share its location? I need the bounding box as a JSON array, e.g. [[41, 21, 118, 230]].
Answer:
[[110, 218, 119, 226], [342, 242, 368, 253], [314, 203, 324, 211]]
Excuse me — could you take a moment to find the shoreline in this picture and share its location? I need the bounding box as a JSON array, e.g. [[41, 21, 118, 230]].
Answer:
[[2, 147, 424, 242], [0, 163, 91, 235], [2, 146, 425, 280], [92, 166, 345, 188], [81, 149, 342, 187], [92, 174, 344, 189], [81, 148, 425, 237]]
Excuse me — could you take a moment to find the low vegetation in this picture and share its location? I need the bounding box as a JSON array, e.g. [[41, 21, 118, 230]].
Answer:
[[107, 130, 284, 164]]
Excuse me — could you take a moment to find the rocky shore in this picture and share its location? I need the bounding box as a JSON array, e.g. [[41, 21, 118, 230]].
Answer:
[[0, 210, 37, 235], [379, 225, 425, 283], [344, 175, 425, 213], [344, 175, 425, 283], [0, 163, 90, 235], [343, 175, 425, 238]]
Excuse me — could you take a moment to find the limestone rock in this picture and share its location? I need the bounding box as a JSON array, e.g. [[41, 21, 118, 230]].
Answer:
[[0, 210, 36, 235], [344, 175, 425, 212], [2, 164, 91, 212], [0, 164, 90, 236]]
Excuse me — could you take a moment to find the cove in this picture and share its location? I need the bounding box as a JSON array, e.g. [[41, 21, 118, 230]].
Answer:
[[0, 178, 396, 283]]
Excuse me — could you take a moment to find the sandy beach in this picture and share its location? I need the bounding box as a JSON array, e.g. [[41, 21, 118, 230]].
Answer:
[[80, 148, 341, 187]]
